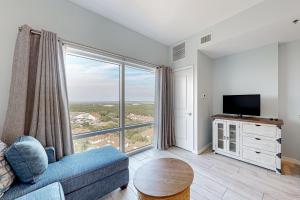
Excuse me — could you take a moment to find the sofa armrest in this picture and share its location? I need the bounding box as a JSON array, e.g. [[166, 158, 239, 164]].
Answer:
[[45, 147, 56, 163]]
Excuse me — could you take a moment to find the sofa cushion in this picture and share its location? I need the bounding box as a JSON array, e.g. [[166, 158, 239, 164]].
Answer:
[[5, 136, 48, 183], [0, 141, 15, 198], [15, 182, 64, 200], [1, 146, 128, 200], [55, 145, 129, 194]]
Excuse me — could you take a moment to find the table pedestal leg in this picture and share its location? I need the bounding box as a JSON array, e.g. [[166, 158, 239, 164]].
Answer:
[[138, 187, 190, 200]]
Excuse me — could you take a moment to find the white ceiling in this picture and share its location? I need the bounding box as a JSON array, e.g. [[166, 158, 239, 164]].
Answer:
[[198, 0, 300, 58], [69, 0, 264, 45], [69, 0, 300, 58]]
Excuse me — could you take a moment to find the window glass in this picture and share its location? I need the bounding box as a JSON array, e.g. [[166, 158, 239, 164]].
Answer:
[[65, 55, 120, 134], [65, 51, 155, 153], [125, 66, 155, 125], [74, 132, 120, 153], [125, 125, 153, 152]]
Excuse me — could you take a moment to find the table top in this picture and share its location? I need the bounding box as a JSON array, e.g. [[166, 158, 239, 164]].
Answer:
[[133, 158, 194, 198]]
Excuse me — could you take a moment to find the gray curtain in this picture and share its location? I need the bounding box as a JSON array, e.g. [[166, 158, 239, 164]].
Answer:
[[2, 25, 74, 159], [153, 66, 175, 150]]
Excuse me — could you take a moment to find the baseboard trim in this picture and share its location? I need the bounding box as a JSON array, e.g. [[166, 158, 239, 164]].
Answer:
[[282, 156, 300, 165], [193, 143, 212, 155]]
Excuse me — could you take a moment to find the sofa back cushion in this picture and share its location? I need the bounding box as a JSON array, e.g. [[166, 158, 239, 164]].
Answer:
[[0, 141, 15, 198], [5, 136, 48, 183]]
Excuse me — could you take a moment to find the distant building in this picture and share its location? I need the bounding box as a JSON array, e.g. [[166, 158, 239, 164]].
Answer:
[[71, 112, 98, 125], [127, 113, 153, 122], [74, 113, 97, 121]]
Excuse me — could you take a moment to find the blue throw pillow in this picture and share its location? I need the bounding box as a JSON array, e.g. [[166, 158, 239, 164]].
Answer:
[[5, 136, 48, 183]]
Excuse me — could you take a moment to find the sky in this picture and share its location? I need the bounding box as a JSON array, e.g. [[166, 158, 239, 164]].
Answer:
[[65, 54, 155, 103]]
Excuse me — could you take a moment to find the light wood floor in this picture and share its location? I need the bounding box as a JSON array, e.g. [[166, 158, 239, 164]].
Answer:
[[99, 147, 300, 200]]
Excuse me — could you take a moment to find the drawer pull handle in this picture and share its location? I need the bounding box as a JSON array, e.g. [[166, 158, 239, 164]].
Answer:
[[255, 124, 261, 127], [255, 151, 261, 154], [255, 138, 261, 140]]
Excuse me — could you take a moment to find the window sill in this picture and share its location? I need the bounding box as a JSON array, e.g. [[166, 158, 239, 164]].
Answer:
[[126, 145, 153, 157]]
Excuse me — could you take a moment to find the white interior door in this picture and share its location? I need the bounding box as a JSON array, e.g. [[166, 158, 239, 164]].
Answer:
[[174, 67, 193, 151]]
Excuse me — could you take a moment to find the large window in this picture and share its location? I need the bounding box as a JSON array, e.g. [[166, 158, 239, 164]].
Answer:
[[65, 48, 155, 153]]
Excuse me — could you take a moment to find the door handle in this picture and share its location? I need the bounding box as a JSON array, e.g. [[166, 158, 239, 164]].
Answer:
[[255, 138, 261, 140], [186, 112, 192, 116]]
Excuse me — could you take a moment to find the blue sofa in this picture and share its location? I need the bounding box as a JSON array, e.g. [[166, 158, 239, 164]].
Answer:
[[2, 146, 129, 200]]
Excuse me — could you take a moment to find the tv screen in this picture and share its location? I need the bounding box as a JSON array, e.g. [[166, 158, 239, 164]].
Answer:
[[223, 95, 260, 116]]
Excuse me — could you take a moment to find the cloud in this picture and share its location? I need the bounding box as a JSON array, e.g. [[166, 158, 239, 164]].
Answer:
[[65, 55, 155, 102]]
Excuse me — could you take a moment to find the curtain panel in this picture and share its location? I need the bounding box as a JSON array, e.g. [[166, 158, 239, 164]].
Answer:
[[153, 66, 175, 150], [2, 25, 74, 159]]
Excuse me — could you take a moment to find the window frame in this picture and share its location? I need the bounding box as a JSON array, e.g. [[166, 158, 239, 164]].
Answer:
[[65, 46, 155, 154]]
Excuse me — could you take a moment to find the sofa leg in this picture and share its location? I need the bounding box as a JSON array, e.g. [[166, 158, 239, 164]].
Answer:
[[120, 184, 128, 190]]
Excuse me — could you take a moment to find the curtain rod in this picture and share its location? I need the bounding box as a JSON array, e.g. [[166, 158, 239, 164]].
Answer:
[[18, 27, 160, 69]]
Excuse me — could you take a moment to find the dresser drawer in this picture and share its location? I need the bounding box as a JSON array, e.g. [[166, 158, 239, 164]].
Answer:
[[242, 147, 275, 169], [242, 123, 277, 138], [243, 135, 276, 153]]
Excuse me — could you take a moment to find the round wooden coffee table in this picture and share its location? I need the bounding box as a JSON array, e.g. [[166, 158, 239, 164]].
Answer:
[[133, 158, 194, 200]]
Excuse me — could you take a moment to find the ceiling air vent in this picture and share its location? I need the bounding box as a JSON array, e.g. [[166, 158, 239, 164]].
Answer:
[[173, 42, 185, 61], [200, 33, 212, 44]]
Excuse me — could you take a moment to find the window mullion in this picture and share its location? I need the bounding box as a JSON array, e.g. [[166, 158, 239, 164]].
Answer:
[[120, 63, 125, 152]]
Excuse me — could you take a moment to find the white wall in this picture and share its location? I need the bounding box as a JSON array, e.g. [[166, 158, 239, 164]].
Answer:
[[279, 40, 300, 161], [206, 41, 300, 160], [170, 33, 300, 160], [0, 0, 168, 136], [169, 37, 213, 153], [197, 51, 213, 151], [212, 44, 279, 118]]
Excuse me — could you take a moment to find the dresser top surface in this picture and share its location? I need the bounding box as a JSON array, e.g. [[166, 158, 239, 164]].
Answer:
[[212, 114, 284, 126]]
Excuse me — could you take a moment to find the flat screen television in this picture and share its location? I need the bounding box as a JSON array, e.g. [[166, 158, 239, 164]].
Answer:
[[223, 94, 260, 116]]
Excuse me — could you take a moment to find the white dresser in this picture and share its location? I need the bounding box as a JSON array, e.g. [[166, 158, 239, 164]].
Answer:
[[212, 114, 283, 174]]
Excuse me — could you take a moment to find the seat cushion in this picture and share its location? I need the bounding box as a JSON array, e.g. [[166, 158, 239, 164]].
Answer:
[[1, 146, 128, 200], [15, 182, 64, 200], [58, 145, 128, 194], [5, 136, 48, 183]]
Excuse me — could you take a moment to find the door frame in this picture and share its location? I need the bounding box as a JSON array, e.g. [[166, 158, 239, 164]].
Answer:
[[173, 66, 195, 152]]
